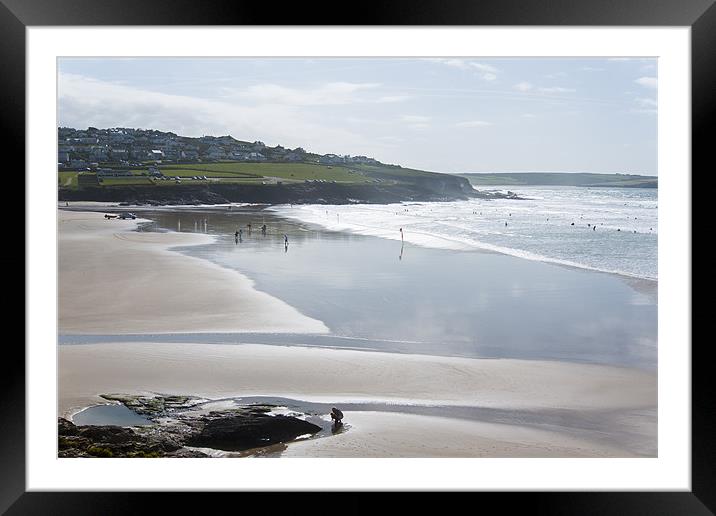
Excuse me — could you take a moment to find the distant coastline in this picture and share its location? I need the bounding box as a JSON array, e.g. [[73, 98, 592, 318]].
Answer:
[[459, 172, 657, 188]]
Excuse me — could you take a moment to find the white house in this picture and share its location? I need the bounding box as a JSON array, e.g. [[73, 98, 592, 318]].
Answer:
[[244, 152, 266, 161]]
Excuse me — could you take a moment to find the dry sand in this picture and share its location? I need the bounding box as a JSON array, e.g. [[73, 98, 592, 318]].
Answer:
[[58, 342, 656, 457], [58, 210, 327, 334], [58, 342, 655, 415]]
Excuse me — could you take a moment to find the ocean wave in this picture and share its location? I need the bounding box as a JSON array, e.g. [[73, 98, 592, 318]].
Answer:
[[268, 187, 658, 280]]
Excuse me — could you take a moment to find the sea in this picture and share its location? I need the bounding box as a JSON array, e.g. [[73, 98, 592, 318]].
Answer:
[[270, 185, 658, 280]]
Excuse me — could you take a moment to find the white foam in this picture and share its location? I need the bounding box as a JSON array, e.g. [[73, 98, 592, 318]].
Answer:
[[269, 186, 658, 280]]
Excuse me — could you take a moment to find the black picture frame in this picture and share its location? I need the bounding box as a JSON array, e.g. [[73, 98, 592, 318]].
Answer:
[[5, 0, 708, 513]]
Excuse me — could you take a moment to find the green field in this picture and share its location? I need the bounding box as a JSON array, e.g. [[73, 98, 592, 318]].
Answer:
[[160, 168, 261, 179], [60, 160, 455, 190], [352, 163, 440, 180], [58, 171, 78, 188], [160, 162, 374, 183], [98, 177, 156, 186]]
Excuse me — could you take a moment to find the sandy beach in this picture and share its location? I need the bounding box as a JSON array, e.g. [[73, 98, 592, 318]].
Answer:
[[58, 341, 656, 457], [59, 209, 327, 334], [58, 208, 657, 458]]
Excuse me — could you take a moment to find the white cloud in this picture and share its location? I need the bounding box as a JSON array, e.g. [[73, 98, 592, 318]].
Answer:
[[424, 58, 471, 70], [376, 95, 412, 103], [401, 115, 431, 123], [399, 114, 431, 130], [538, 86, 576, 94], [521, 113, 537, 118], [633, 97, 657, 114], [635, 77, 658, 89], [581, 66, 605, 72], [425, 58, 499, 80], [514, 81, 533, 92], [456, 120, 491, 127], [229, 81, 381, 105], [469, 62, 498, 74], [636, 97, 657, 108], [469, 62, 498, 81], [378, 135, 405, 143], [57, 73, 378, 154]]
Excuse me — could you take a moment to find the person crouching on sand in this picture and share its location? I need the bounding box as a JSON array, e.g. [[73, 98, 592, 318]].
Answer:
[[330, 407, 344, 431]]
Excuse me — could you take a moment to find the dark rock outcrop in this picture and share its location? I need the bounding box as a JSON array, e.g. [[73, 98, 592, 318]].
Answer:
[[58, 173, 487, 205], [58, 396, 325, 458], [58, 417, 187, 458], [186, 412, 322, 452]]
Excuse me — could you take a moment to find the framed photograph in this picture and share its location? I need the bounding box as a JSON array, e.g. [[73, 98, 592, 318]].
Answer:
[[7, 0, 709, 512]]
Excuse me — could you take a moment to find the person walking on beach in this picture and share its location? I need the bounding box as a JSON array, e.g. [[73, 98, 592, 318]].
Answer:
[[284, 234, 289, 249], [247, 223, 252, 234], [238, 228, 243, 242], [234, 230, 239, 243], [399, 227, 403, 242], [261, 224, 267, 235]]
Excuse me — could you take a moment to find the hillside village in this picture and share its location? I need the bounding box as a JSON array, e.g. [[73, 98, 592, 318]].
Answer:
[[58, 127, 380, 172], [56, 127, 486, 204]]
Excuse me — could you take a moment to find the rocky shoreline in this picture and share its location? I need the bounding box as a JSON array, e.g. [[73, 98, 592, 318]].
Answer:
[[59, 394, 331, 458], [58, 179, 524, 206]]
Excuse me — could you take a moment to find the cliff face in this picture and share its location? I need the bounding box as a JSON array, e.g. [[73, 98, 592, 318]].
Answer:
[[59, 173, 479, 205]]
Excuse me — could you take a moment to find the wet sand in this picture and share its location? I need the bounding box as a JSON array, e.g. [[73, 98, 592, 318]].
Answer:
[[278, 411, 638, 458], [121, 205, 657, 368]]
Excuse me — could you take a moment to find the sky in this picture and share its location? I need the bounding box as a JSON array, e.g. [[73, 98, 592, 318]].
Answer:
[[58, 57, 657, 175]]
